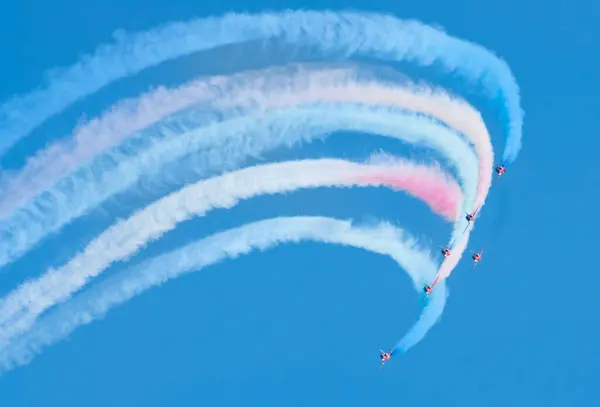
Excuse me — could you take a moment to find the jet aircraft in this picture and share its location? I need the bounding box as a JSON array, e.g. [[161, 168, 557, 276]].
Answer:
[[378, 349, 393, 371], [469, 245, 486, 268], [464, 206, 481, 232]]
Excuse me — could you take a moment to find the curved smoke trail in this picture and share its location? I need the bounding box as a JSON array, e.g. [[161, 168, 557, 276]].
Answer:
[[0, 103, 477, 268], [0, 65, 356, 216], [0, 64, 482, 220], [0, 11, 521, 161], [0, 216, 446, 373], [0, 158, 461, 347]]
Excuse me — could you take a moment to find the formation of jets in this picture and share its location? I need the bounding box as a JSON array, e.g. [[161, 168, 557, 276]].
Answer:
[[378, 160, 510, 370]]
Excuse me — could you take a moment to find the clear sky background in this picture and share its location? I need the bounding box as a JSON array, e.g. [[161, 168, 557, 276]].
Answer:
[[0, 0, 597, 406]]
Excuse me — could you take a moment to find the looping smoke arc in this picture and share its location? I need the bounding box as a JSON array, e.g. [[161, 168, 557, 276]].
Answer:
[[0, 10, 522, 374]]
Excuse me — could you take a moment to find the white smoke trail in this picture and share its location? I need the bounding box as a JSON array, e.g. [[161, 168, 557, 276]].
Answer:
[[0, 103, 477, 268], [0, 67, 485, 223], [0, 65, 482, 223], [0, 216, 446, 373], [0, 158, 459, 346], [0, 65, 357, 216], [0, 11, 522, 159]]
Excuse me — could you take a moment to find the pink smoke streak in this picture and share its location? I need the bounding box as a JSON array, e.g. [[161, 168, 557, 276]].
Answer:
[[355, 167, 461, 222]]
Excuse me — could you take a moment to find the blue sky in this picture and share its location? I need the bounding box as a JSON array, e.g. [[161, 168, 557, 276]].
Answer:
[[0, 0, 597, 406]]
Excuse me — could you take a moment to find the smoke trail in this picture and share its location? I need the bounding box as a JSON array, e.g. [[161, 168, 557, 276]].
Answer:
[[0, 11, 521, 160], [0, 67, 486, 222], [223, 73, 493, 229], [355, 174, 456, 220], [435, 229, 470, 281], [0, 158, 461, 346], [0, 103, 477, 268], [0, 216, 445, 373], [355, 158, 461, 220], [0, 65, 356, 217], [435, 103, 493, 282], [432, 99, 494, 282], [434, 143, 493, 283], [395, 279, 447, 353]]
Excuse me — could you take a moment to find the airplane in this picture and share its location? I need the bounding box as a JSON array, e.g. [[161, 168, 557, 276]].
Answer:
[[464, 206, 481, 232], [378, 349, 393, 371], [439, 245, 452, 257], [494, 157, 510, 179], [469, 245, 486, 268], [423, 276, 440, 297]]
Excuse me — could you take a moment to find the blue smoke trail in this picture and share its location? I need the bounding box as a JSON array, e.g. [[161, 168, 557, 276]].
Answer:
[[0, 103, 477, 268], [0, 10, 521, 160], [394, 280, 447, 353], [0, 216, 444, 373]]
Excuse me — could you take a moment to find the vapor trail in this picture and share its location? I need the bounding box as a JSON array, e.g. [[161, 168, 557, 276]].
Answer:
[[0, 103, 477, 269], [0, 216, 446, 373], [0, 10, 522, 160], [0, 66, 485, 222], [0, 158, 460, 346]]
